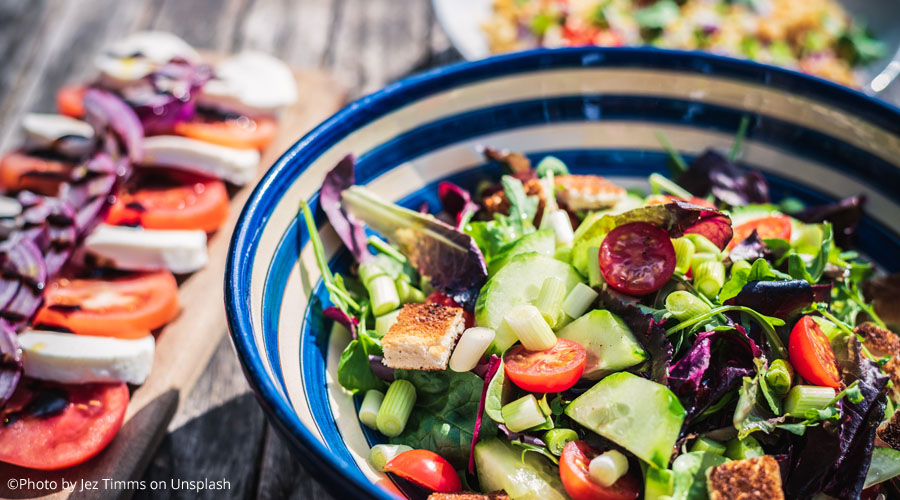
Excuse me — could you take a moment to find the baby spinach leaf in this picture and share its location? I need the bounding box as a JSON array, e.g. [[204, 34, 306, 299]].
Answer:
[[670, 451, 729, 500], [337, 331, 385, 394]]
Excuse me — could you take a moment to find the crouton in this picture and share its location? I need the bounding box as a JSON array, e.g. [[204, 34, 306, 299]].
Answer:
[[856, 322, 900, 357], [428, 492, 510, 500], [554, 174, 626, 212], [381, 303, 465, 371], [706, 455, 785, 500], [882, 357, 900, 403], [877, 405, 900, 450]]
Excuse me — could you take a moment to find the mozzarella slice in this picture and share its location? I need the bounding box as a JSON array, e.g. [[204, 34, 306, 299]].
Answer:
[[19, 330, 155, 385], [0, 195, 22, 218], [140, 135, 259, 185], [198, 51, 298, 116], [84, 224, 208, 274], [22, 113, 94, 157], [95, 31, 200, 88]]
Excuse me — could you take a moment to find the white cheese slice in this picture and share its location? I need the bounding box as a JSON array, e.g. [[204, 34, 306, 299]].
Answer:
[[197, 51, 298, 116], [22, 113, 94, 157], [84, 224, 208, 274], [19, 330, 155, 385], [0, 195, 22, 218], [95, 31, 200, 88], [140, 135, 259, 185]]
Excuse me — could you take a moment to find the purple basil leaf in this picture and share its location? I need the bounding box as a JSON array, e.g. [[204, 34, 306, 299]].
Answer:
[[725, 280, 815, 319], [677, 150, 769, 206], [323, 305, 358, 337], [0, 318, 22, 408], [320, 155, 374, 264], [790, 195, 865, 249], [83, 89, 144, 163], [600, 287, 672, 384], [438, 181, 479, 229], [469, 354, 501, 474], [342, 185, 488, 310]]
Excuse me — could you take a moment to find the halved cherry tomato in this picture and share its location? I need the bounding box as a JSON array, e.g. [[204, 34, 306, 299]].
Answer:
[[0, 380, 128, 470], [560, 441, 640, 500], [789, 315, 841, 388], [426, 291, 474, 329], [174, 116, 277, 150], [0, 152, 74, 195], [57, 85, 88, 118], [729, 214, 792, 249], [646, 194, 717, 209], [384, 449, 461, 493], [33, 271, 180, 338], [599, 222, 676, 296], [504, 339, 586, 393], [106, 174, 230, 232]]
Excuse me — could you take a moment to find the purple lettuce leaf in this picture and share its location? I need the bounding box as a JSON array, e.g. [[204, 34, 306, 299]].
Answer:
[[599, 288, 673, 384], [469, 354, 501, 474], [123, 61, 210, 135], [668, 327, 761, 420], [496, 423, 547, 447], [0, 318, 22, 409], [341, 185, 488, 310], [438, 181, 479, 229], [320, 155, 374, 264], [677, 150, 769, 206], [725, 280, 816, 319], [323, 306, 359, 337], [83, 89, 144, 163], [367, 355, 395, 383], [729, 229, 767, 262], [790, 195, 865, 249]]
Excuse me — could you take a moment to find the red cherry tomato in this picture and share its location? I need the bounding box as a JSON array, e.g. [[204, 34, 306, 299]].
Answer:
[[560, 441, 641, 500], [504, 339, 586, 393], [425, 291, 474, 328], [384, 449, 461, 493], [789, 315, 841, 388], [599, 222, 676, 296], [33, 271, 180, 339], [57, 85, 88, 118], [0, 381, 129, 470], [174, 116, 277, 150], [0, 152, 75, 196], [106, 173, 230, 232], [729, 215, 792, 249]]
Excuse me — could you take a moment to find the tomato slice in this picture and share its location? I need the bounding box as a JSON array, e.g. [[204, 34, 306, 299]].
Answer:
[[504, 339, 586, 393], [57, 85, 88, 118], [729, 215, 792, 249], [384, 449, 461, 493], [599, 222, 676, 296], [0, 152, 74, 196], [560, 441, 640, 500], [425, 291, 474, 329], [106, 174, 230, 232], [174, 116, 277, 150], [789, 315, 841, 388], [0, 380, 128, 470], [33, 271, 180, 338]]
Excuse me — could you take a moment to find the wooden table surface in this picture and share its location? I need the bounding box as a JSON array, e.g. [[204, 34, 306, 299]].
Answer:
[[3, 1, 900, 499]]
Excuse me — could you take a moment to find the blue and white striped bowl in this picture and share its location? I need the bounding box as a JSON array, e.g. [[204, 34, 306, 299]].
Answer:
[[225, 47, 900, 499]]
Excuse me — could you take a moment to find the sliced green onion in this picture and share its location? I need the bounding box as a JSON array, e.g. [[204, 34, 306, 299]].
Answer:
[[535, 277, 567, 328], [375, 309, 402, 337], [724, 436, 764, 460], [358, 262, 386, 285], [449, 327, 495, 372], [730, 259, 751, 277], [536, 155, 570, 177], [672, 237, 695, 274], [405, 287, 425, 304], [693, 260, 725, 299], [368, 235, 407, 263], [690, 437, 726, 455], [589, 450, 629, 487], [784, 385, 836, 416], [394, 278, 411, 303], [359, 389, 385, 429], [587, 246, 604, 288], [368, 275, 401, 316], [544, 428, 579, 456], [649, 173, 693, 200], [501, 394, 547, 432], [504, 304, 557, 351], [685, 233, 721, 255], [547, 210, 575, 246], [562, 283, 599, 319], [376, 380, 417, 437], [555, 245, 572, 263], [665, 291, 711, 322], [367, 444, 412, 471], [765, 359, 794, 395]]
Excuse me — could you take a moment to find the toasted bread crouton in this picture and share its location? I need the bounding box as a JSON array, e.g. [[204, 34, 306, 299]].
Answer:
[[554, 174, 626, 211], [882, 357, 900, 403], [381, 303, 465, 371], [706, 456, 785, 500], [878, 406, 900, 450], [428, 492, 510, 500], [856, 322, 900, 357]]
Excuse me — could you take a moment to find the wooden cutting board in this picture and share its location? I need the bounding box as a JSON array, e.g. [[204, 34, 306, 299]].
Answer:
[[0, 70, 346, 500]]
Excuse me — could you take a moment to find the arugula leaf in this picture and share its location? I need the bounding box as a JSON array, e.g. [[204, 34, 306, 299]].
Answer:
[[390, 369, 486, 468], [720, 258, 780, 302], [511, 440, 559, 465], [666, 305, 786, 359], [501, 175, 539, 237]]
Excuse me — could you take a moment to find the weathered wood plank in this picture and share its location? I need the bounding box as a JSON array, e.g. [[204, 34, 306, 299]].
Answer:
[[254, 425, 335, 500]]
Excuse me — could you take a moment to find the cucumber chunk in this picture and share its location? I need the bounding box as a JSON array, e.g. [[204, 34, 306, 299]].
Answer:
[[557, 309, 647, 379], [474, 438, 568, 500], [565, 372, 685, 469], [488, 229, 555, 275], [475, 253, 582, 353]]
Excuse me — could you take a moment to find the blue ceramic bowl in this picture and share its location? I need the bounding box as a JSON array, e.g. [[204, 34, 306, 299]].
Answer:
[[225, 47, 900, 499]]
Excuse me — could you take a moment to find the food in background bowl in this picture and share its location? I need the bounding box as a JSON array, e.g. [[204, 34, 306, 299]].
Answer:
[[483, 0, 884, 86]]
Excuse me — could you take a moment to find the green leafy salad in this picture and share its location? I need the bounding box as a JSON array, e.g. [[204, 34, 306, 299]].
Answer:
[[300, 128, 900, 499]]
